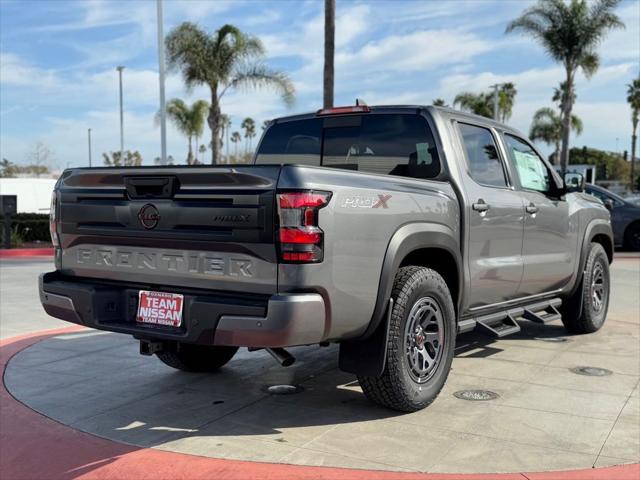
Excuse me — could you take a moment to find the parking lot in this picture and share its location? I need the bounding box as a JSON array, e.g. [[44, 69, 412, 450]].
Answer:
[[1, 255, 639, 478]]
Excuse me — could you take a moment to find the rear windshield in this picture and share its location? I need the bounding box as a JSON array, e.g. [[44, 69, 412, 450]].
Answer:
[[255, 113, 441, 179]]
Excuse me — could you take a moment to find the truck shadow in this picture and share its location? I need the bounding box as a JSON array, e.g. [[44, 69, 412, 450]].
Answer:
[[7, 321, 573, 452]]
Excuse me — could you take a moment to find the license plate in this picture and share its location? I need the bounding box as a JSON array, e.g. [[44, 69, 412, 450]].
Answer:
[[136, 290, 184, 327]]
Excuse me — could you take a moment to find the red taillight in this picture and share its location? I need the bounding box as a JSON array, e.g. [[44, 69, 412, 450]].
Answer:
[[277, 190, 331, 264], [282, 251, 316, 262], [279, 192, 329, 209], [316, 105, 370, 116], [279, 227, 322, 244]]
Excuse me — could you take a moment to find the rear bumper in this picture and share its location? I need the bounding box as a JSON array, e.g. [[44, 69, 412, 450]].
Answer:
[[39, 272, 327, 347]]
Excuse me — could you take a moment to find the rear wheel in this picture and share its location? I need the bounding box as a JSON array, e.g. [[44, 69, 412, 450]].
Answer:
[[561, 242, 610, 334], [358, 266, 456, 412], [157, 344, 238, 372]]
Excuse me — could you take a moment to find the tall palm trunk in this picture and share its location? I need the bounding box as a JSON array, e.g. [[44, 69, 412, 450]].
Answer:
[[559, 69, 575, 175], [632, 120, 638, 191], [208, 90, 221, 165], [323, 0, 335, 109], [553, 140, 560, 166]]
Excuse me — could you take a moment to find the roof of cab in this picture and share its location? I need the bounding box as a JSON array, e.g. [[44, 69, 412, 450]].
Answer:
[[270, 104, 521, 135]]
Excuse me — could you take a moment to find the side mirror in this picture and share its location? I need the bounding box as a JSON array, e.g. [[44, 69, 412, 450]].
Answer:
[[564, 173, 585, 193], [603, 198, 614, 211]]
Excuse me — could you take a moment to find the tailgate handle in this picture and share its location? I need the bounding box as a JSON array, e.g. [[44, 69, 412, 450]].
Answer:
[[125, 177, 177, 199]]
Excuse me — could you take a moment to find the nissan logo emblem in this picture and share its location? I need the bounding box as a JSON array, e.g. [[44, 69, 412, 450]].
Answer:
[[138, 204, 160, 229]]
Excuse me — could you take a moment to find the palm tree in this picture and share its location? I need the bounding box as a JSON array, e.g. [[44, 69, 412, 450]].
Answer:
[[157, 98, 209, 165], [627, 78, 640, 191], [103, 150, 143, 167], [242, 117, 256, 153], [432, 98, 447, 107], [530, 107, 583, 165], [199, 144, 207, 163], [507, 0, 624, 174], [453, 92, 494, 118], [231, 131, 241, 159], [165, 23, 295, 164], [219, 115, 231, 163], [324, 0, 335, 109], [454, 85, 517, 121], [498, 82, 517, 123]]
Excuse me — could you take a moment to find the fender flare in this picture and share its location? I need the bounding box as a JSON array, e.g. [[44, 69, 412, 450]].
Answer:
[[567, 219, 614, 298], [363, 222, 462, 339], [339, 223, 461, 377]]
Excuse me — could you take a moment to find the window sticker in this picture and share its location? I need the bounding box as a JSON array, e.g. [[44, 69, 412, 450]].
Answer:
[[513, 149, 547, 190]]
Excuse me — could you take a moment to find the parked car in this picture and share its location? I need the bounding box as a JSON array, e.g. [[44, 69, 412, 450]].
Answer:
[[584, 184, 640, 250], [624, 195, 640, 207], [40, 105, 613, 412]]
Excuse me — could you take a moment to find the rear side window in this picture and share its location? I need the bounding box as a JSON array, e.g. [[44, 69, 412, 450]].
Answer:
[[256, 114, 441, 179], [458, 123, 507, 187]]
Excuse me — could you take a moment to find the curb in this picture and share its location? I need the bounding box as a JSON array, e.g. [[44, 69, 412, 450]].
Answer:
[[1, 328, 638, 480], [0, 248, 54, 258]]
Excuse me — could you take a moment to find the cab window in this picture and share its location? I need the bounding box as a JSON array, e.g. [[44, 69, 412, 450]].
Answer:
[[504, 134, 550, 193], [256, 114, 441, 180], [458, 123, 507, 187]]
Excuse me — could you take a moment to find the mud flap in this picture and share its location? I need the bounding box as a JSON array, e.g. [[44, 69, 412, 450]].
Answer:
[[338, 299, 392, 377]]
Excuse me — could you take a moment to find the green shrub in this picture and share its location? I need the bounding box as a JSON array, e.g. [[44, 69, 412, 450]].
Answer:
[[0, 213, 50, 243], [0, 225, 24, 247]]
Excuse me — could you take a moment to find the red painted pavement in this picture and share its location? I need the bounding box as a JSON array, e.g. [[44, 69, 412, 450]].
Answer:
[[0, 248, 54, 258], [1, 327, 638, 480]]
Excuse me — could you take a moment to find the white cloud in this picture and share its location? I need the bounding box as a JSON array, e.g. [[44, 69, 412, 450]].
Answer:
[[600, 1, 640, 62], [336, 29, 492, 75], [0, 52, 58, 88]]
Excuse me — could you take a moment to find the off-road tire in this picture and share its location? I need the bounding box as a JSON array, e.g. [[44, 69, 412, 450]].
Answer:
[[157, 344, 238, 372], [358, 266, 456, 412], [561, 242, 610, 334]]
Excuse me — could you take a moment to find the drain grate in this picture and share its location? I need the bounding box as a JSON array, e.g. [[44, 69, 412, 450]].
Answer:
[[264, 384, 303, 395], [454, 389, 499, 401], [570, 366, 613, 377], [534, 336, 570, 343]]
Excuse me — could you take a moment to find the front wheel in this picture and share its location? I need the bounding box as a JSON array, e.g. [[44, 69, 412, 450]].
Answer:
[[157, 344, 238, 372], [561, 242, 610, 334], [358, 266, 456, 412]]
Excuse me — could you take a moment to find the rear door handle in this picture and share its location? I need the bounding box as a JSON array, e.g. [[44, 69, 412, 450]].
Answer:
[[525, 203, 538, 214], [472, 200, 489, 212]]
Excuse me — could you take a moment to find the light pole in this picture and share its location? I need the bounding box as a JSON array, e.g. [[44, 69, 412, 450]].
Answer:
[[116, 65, 125, 162], [88, 128, 92, 167], [157, 0, 167, 165]]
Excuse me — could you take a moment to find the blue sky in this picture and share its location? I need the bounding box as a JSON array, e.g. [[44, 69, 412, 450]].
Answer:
[[0, 0, 638, 169]]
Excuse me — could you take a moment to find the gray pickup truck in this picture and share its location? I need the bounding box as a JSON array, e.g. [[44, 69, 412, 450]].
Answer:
[[40, 105, 613, 412]]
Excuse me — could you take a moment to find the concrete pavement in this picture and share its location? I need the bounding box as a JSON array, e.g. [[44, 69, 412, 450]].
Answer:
[[2, 256, 638, 474], [0, 258, 64, 339]]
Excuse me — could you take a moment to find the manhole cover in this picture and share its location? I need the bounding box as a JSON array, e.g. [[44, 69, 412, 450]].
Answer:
[[570, 366, 613, 376], [264, 384, 303, 395], [534, 336, 570, 343], [453, 389, 499, 401]]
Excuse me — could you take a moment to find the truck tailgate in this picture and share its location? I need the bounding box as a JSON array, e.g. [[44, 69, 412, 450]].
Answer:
[[56, 166, 280, 294]]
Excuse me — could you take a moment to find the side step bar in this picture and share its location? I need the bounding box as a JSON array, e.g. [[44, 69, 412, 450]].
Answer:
[[521, 299, 562, 324], [459, 297, 563, 338], [476, 312, 521, 337]]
